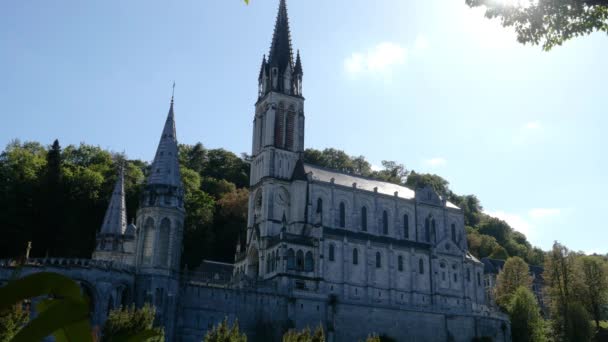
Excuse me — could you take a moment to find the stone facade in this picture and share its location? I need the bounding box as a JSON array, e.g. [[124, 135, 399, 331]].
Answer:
[[0, 1, 510, 341]]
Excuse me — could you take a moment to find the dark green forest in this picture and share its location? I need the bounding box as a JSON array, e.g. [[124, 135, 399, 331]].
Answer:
[[0, 140, 544, 268]]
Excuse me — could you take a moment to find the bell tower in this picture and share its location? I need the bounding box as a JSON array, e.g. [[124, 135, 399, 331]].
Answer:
[[250, 0, 305, 185]]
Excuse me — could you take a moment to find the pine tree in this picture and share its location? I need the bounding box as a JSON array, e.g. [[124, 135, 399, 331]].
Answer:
[[41, 139, 63, 256]]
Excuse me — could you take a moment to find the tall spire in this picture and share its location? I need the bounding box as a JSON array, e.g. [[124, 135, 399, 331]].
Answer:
[[268, 0, 294, 72], [147, 93, 182, 188], [100, 167, 127, 235]]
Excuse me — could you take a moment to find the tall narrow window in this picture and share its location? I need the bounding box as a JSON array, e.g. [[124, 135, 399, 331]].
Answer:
[[287, 249, 295, 270], [467, 268, 471, 282], [451, 223, 456, 242], [431, 219, 436, 243], [158, 218, 171, 267], [317, 198, 323, 216], [425, 218, 430, 242], [361, 206, 367, 231], [477, 273, 481, 286], [376, 252, 382, 268], [398, 255, 404, 271], [142, 218, 155, 264], [274, 103, 285, 147], [304, 251, 314, 272], [419, 258, 424, 274], [328, 244, 335, 262], [382, 210, 388, 235], [352, 248, 359, 265], [296, 250, 304, 271], [403, 214, 409, 239], [339, 202, 346, 228], [285, 107, 296, 150]]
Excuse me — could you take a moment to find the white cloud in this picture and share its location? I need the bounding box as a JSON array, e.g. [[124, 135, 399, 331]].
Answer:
[[528, 208, 561, 219], [423, 157, 447, 167], [344, 42, 407, 77], [523, 121, 541, 130], [485, 210, 533, 236], [414, 34, 430, 52]]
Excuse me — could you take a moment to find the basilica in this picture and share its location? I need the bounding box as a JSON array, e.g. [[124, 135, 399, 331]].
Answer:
[[0, 1, 510, 341]]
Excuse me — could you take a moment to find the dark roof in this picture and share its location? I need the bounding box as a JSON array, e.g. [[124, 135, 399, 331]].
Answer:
[[293, 50, 303, 75], [268, 0, 294, 72], [193, 259, 234, 275], [481, 257, 544, 280], [291, 158, 307, 181]]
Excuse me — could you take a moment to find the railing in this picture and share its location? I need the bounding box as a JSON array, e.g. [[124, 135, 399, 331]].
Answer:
[[0, 258, 135, 272]]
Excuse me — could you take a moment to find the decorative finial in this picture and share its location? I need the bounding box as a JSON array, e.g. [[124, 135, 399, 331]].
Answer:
[[171, 81, 176, 103]]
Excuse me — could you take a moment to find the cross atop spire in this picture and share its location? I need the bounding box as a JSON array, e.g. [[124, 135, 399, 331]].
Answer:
[[268, 0, 294, 72], [100, 166, 127, 235]]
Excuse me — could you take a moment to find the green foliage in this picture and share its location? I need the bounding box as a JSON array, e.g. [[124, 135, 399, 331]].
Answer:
[[495, 257, 533, 310], [204, 318, 247, 342], [466, 0, 608, 50], [0, 303, 29, 342], [564, 302, 593, 342], [282, 325, 325, 342], [489, 245, 509, 260], [102, 304, 164, 342], [405, 171, 450, 196], [579, 256, 608, 329], [508, 287, 546, 342]]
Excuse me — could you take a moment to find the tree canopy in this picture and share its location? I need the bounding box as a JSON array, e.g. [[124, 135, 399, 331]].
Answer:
[[466, 0, 608, 50]]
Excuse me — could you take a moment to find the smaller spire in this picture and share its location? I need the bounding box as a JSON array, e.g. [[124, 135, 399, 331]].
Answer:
[[258, 55, 267, 81], [294, 50, 303, 75], [99, 167, 127, 235], [147, 92, 182, 188]]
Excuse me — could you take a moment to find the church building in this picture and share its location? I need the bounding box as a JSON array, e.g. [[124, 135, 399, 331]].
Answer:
[[0, 1, 510, 341]]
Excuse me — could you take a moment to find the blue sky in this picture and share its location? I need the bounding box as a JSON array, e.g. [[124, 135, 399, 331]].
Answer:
[[1, 0, 606, 254]]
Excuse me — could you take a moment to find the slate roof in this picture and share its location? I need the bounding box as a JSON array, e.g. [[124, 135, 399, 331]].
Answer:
[[99, 169, 127, 235], [303, 163, 459, 209], [147, 97, 182, 188]]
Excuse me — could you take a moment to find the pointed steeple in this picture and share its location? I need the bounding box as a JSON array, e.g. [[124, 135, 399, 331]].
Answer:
[[268, 0, 294, 72], [258, 55, 267, 81], [293, 50, 303, 76], [147, 95, 182, 188], [100, 167, 127, 235]]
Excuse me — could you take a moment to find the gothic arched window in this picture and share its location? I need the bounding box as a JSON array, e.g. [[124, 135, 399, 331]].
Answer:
[[382, 210, 389, 235], [424, 217, 430, 242], [375, 252, 382, 268], [477, 272, 481, 286], [339, 202, 346, 228], [419, 258, 425, 274], [361, 206, 367, 231], [296, 250, 304, 271], [142, 218, 155, 264], [403, 214, 409, 239], [304, 251, 314, 272], [317, 198, 323, 217], [467, 268, 471, 282], [158, 218, 171, 267], [287, 249, 295, 270], [328, 244, 335, 262], [398, 255, 404, 271], [352, 248, 359, 265], [431, 219, 436, 243], [451, 223, 456, 242], [285, 106, 296, 150], [274, 103, 285, 147]]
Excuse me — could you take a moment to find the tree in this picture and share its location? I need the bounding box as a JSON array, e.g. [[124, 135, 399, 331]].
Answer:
[[579, 256, 608, 329], [43, 139, 64, 256], [466, 0, 608, 50], [508, 287, 546, 342], [405, 171, 451, 196], [544, 242, 585, 341], [489, 245, 510, 260], [102, 304, 164, 342], [282, 325, 325, 342], [372, 161, 409, 185], [564, 302, 593, 342], [0, 303, 29, 342], [204, 318, 247, 342], [495, 257, 533, 309]]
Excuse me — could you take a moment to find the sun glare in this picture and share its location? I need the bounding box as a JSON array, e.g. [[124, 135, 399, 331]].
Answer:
[[492, 0, 535, 8]]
